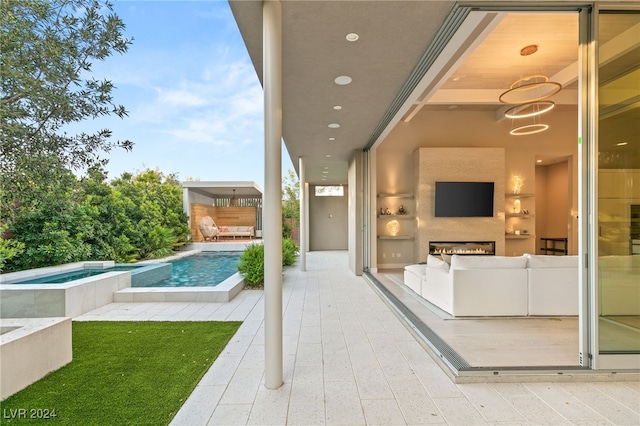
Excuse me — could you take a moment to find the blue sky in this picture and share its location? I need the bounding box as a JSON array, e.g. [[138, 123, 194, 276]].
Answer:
[[87, 0, 292, 185]]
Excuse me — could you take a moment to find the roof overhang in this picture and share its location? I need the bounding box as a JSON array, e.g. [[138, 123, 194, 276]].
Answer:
[[229, 0, 454, 184], [229, 1, 640, 179], [182, 181, 263, 198]]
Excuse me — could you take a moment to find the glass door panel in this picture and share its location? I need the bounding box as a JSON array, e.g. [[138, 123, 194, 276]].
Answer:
[[597, 11, 640, 354]]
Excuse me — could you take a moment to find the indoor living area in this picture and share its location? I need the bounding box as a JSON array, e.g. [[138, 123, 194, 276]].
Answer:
[[368, 9, 639, 377]]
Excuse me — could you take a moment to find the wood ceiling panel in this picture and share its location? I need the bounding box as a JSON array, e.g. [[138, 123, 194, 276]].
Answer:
[[442, 13, 579, 90]]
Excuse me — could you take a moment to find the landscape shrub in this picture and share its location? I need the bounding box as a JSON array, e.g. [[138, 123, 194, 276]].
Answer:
[[282, 237, 299, 266], [238, 238, 300, 286], [237, 243, 265, 287]]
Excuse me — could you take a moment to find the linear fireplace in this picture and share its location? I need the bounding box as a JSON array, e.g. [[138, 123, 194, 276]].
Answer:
[[429, 241, 495, 256]]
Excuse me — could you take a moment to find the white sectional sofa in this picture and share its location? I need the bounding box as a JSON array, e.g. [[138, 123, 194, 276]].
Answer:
[[527, 254, 579, 316], [403, 254, 579, 317], [403, 264, 426, 295]]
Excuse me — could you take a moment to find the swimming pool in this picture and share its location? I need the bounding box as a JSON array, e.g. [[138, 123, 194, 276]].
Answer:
[[10, 265, 145, 285], [1, 249, 250, 318], [4, 252, 240, 288], [136, 252, 241, 287]]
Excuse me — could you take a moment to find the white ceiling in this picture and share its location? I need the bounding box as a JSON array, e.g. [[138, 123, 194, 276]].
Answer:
[[229, 2, 639, 183], [182, 181, 263, 197]]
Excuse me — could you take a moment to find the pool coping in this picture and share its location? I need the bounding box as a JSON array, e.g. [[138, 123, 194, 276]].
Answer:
[[0, 261, 118, 284], [113, 272, 246, 303], [1, 317, 72, 400]]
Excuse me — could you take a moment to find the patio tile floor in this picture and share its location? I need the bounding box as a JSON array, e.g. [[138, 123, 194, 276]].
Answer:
[[75, 251, 640, 425]]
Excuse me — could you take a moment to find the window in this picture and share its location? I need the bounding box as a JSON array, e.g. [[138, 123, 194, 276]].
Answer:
[[315, 186, 344, 196]]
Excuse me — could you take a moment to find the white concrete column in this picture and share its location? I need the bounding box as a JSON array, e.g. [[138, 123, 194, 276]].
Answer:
[[263, 0, 283, 390], [299, 157, 307, 271], [304, 182, 310, 253]]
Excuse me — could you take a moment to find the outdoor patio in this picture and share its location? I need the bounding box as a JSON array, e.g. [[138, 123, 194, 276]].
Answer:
[[76, 251, 640, 425]]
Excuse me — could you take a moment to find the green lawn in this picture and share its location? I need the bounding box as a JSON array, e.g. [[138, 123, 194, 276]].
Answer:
[[2, 321, 242, 425]]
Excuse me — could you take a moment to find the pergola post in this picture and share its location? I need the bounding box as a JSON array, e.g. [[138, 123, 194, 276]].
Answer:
[[263, 0, 283, 389]]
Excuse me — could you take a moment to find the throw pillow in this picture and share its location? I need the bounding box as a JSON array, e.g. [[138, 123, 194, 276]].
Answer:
[[427, 254, 450, 272]]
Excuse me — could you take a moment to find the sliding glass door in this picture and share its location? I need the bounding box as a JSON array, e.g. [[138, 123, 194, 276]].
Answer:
[[595, 8, 640, 369]]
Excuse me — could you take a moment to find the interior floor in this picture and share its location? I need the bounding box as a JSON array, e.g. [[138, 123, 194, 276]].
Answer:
[[599, 316, 640, 352], [374, 271, 640, 369], [374, 270, 580, 369]]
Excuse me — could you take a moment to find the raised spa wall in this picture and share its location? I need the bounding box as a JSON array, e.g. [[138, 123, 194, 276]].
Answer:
[[0, 261, 170, 319]]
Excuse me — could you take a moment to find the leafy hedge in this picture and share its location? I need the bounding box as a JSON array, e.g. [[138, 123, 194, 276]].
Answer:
[[238, 238, 299, 287], [0, 167, 189, 272]]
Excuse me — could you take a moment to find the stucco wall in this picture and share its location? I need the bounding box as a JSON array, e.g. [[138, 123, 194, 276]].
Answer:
[[309, 185, 348, 250]]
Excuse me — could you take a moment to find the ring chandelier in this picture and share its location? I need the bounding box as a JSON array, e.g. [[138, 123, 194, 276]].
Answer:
[[499, 45, 562, 135]]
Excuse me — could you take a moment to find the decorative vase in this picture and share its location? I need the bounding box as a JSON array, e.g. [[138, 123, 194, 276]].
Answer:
[[386, 220, 400, 236], [513, 198, 521, 214]]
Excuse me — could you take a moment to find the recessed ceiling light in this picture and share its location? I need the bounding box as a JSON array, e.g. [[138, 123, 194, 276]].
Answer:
[[322, 171, 329, 174], [324, 166, 329, 169], [328, 123, 340, 128], [452, 77, 460, 82], [346, 33, 359, 42], [448, 105, 458, 110], [617, 142, 628, 146], [536, 159, 542, 163], [334, 75, 352, 85], [326, 155, 331, 158], [333, 105, 342, 110], [329, 137, 335, 141]]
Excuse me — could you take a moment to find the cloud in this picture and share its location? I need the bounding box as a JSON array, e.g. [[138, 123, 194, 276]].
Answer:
[[124, 52, 263, 152], [155, 88, 209, 108]]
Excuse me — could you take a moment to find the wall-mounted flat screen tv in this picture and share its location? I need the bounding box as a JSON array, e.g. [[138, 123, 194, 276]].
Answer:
[[435, 182, 494, 217]]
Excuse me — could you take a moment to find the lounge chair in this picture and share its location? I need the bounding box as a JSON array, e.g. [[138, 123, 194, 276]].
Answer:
[[198, 216, 219, 241]]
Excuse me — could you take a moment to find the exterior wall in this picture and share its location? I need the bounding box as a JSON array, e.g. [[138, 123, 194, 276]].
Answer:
[[309, 185, 348, 250], [348, 151, 363, 275]]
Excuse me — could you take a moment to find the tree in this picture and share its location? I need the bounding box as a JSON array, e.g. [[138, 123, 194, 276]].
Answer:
[[282, 169, 300, 239], [111, 169, 189, 259], [7, 162, 94, 270], [0, 0, 133, 224], [282, 169, 300, 221], [2, 167, 190, 272]]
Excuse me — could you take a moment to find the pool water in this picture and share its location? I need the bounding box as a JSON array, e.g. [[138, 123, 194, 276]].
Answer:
[[11, 265, 144, 284], [138, 252, 241, 287]]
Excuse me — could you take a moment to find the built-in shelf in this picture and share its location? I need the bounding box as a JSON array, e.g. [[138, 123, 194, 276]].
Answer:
[[505, 234, 534, 239], [505, 193, 535, 198], [378, 215, 414, 219], [377, 193, 414, 199], [378, 235, 413, 240], [505, 193, 535, 253]]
